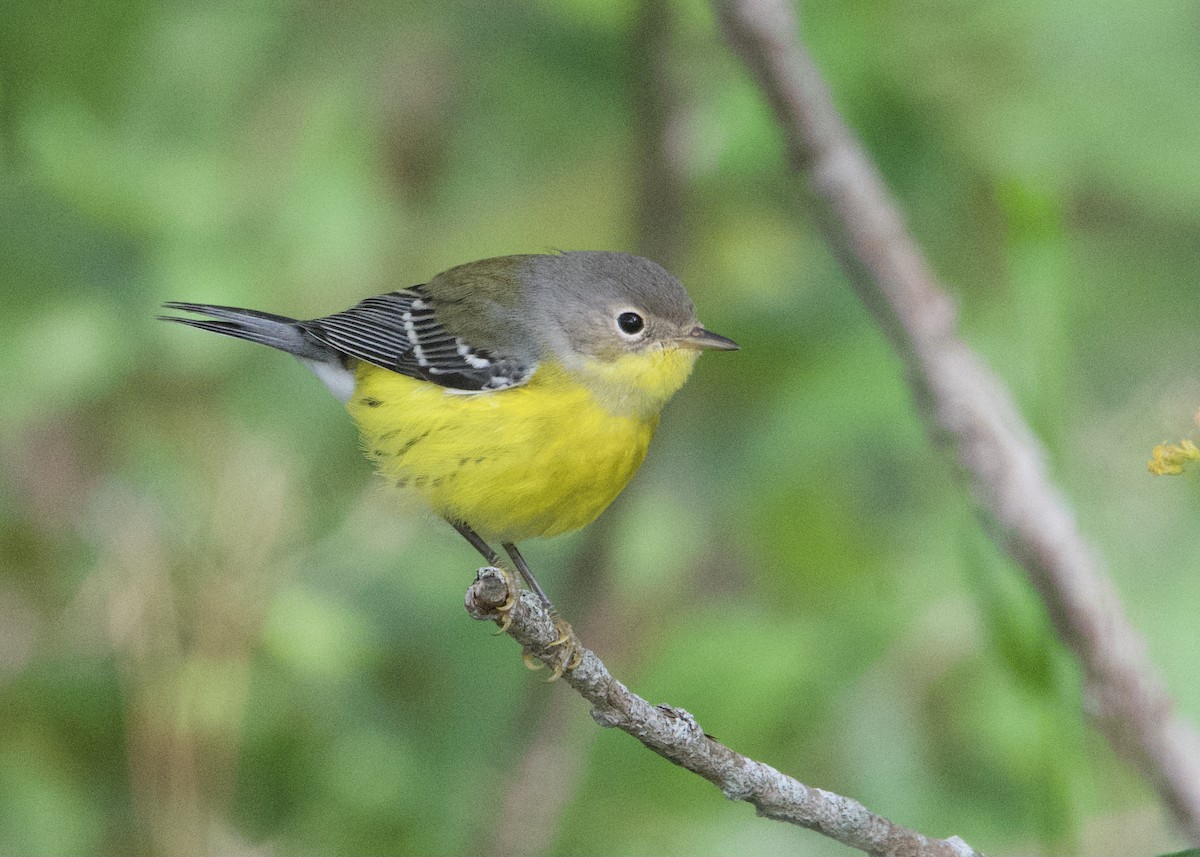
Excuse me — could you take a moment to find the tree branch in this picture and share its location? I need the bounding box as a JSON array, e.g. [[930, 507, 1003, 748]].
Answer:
[[711, 0, 1200, 842], [466, 569, 983, 857]]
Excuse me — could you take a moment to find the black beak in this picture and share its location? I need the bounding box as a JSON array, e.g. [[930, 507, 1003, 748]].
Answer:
[[680, 326, 739, 351]]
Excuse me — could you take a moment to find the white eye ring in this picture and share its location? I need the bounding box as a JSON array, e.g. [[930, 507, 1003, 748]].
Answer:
[[615, 310, 646, 338]]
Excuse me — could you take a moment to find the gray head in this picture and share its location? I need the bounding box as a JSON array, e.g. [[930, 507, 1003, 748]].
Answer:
[[521, 251, 737, 364]]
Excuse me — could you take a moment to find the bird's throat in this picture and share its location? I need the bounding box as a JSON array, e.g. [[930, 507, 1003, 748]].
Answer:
[[556, 347, 700, 419]]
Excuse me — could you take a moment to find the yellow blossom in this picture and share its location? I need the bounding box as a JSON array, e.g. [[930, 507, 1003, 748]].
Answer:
[[1148, 439, 1200, 476]]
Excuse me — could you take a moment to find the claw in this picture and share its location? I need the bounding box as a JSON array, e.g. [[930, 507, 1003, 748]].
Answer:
[[490, 566, 520, 633], [545, 643, 582, 681], [540, 615, 584, 680], [499, 568, 520, 610], [522, 652, 545, 671]]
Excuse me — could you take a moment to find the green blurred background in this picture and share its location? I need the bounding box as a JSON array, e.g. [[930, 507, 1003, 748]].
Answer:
[[3, 0, 1199, 854]]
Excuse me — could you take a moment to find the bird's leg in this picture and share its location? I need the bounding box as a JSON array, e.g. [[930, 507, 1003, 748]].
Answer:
[[503, 542, 583, 678], [499, 542, 551, 607], [450, 520, 519, 629]]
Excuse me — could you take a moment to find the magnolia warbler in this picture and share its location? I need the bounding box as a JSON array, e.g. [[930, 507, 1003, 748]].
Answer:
[[161, 251, 737, 672]]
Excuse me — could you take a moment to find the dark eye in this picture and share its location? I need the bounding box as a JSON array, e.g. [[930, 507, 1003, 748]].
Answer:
[[617, 311, 645, 335]]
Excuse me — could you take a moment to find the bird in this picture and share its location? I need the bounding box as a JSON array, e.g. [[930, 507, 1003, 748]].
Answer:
[[160, 251, 738, 675]]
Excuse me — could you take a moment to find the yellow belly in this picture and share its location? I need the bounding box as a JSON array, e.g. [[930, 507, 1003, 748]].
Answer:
[[346, 360, 664, 543]]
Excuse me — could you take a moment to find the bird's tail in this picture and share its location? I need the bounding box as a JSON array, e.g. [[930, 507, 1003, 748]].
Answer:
[[159, 302, 358, 401], [158, 302, 328, 360]]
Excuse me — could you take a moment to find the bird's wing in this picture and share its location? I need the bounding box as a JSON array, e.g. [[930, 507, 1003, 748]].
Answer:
[[299, 287, 536, 392]]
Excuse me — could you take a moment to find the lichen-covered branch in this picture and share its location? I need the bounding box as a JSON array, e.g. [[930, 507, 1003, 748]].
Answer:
[[466, 569, 983, 857], [711, 0, 1200, 842]]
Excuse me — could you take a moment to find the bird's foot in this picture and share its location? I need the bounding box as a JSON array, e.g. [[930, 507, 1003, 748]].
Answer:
[[467, 566, 582, 680], [536, 613, 584, 681]]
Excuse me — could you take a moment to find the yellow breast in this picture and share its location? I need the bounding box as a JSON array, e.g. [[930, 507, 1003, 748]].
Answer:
[[345, 347, 698, 544]]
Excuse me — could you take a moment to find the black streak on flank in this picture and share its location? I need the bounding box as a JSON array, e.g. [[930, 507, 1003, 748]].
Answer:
[[378, 426, 432, 447], [362, 396, 383, 408], [395, 431, 431, 460]]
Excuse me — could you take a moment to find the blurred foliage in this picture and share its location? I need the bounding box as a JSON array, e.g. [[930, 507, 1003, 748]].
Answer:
[[2, 0, 1199, 855]]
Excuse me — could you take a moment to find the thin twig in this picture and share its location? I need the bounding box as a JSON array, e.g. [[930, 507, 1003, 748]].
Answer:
[[466, 569, 983, 857], [711, 0, 1200, 842]]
